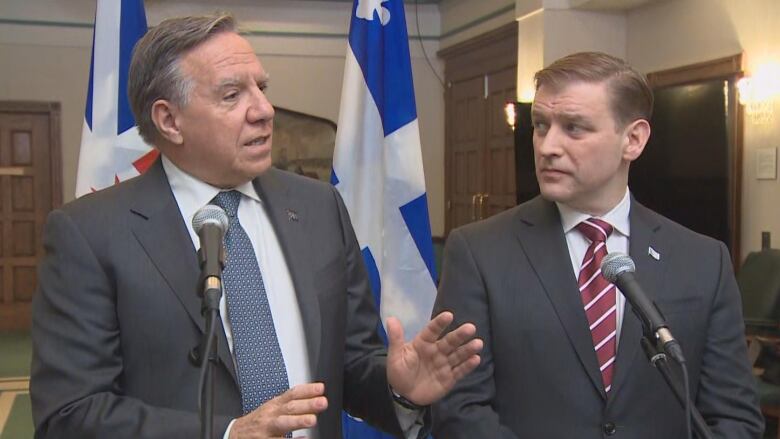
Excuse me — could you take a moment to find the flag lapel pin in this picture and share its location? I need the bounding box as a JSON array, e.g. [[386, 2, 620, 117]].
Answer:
[[648, 246, 661, 261]]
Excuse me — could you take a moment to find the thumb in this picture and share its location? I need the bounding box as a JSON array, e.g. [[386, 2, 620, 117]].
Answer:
[[386, 317, 405, 356]]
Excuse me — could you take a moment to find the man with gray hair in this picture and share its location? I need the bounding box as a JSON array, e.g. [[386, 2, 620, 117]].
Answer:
[[432, 52, 763, 438], [30, 13, 482, 439]]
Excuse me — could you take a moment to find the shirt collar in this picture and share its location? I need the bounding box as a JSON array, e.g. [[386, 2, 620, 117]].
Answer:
[[556, 188, 631, 237], [161, 155, 262, 223]]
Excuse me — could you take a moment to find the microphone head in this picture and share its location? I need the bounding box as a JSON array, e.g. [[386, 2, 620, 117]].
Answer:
[[192, 205, 229, 234], [601, 252, 636, 283]]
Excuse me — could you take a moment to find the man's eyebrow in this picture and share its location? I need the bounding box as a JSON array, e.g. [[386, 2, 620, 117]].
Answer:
[[558, 112, 590, 124], [530, 109, 548, 120], [215, 77, 241, 90]]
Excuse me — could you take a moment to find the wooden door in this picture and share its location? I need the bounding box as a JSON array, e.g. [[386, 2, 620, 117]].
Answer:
[[0, 102, 62, 330], [483, 66, 517, 218], [447, 75, 485, 228], [440, 23, 517, 234]]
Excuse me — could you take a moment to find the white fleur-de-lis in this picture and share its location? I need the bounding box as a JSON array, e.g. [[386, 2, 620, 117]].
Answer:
[[356, 0, 391, 25]]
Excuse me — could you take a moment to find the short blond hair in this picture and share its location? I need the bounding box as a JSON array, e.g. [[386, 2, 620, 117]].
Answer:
[[534, 52, 653, 128], [128, 13, 237, 144]]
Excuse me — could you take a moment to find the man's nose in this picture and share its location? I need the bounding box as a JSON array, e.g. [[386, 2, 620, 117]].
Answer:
[[535, 127, 563, 158], [247, 88, 274, 123]]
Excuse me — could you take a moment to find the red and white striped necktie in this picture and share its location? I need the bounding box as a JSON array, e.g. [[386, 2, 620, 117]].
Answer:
[[576, 218, 617, 393]]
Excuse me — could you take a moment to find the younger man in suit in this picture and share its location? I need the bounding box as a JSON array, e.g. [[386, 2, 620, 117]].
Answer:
[[432, 52, 763, 438]]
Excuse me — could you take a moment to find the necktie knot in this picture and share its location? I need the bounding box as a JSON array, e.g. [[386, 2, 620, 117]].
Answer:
[[576, 218, 613, 243], [212, 190, 242, 218]]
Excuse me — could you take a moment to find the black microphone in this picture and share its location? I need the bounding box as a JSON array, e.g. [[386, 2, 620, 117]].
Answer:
[[601, 252, 686, 363], [192, 205, 229, 298]]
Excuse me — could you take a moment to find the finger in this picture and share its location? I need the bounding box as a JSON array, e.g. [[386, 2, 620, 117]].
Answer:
[[281, 395, 329, 415], [277, 383, 326, 403], [446, 338, 484, 367], [417, 311, 454, 343], [436, 322, 477, 355], [270, 413, 318, 434], [450, 353, 481, 381], [386, 317, 405, 355]]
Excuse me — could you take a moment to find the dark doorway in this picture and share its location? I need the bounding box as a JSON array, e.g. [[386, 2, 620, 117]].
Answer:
[[640, 54, 744, 263], [630, 79, 733, 249]]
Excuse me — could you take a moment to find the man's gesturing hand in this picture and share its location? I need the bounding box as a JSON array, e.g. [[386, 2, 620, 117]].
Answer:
[[386, 311, 482, 407], [229, 383, 328, 439]]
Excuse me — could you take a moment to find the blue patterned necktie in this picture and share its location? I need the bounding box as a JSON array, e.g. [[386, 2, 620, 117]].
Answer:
[[211, 190, 290, 414]]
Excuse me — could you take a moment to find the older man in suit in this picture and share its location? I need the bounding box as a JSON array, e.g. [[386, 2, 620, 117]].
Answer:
[[432, 52, 763, 438], [30, 13, 482, 439]]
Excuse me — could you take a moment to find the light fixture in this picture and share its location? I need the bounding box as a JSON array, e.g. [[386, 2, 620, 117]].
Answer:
[[505, 102, 517, 131], [737, 61, 780, 124]]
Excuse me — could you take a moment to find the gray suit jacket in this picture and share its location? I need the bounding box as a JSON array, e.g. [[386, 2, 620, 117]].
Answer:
[[432, 196, 763, 438], [31, 160, 406, 438]]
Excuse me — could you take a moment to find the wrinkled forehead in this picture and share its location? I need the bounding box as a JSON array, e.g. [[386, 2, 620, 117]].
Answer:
[[180, 32, 266, 80]]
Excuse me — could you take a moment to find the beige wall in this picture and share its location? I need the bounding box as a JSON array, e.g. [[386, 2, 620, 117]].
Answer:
[[542, 8, 626, 64], [0, 0, 446, 235], [515, 3, 627, 102], [627, 0, 780, 261], [439, 0, 515, 49], [517, 10, 544, 101]]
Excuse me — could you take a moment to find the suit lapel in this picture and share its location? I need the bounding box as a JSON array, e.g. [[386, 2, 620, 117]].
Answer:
[[608, 199, 665, 399], [515, 198, 607, 397], [128, 160, 237, 382], [253, 170, 321, 375]]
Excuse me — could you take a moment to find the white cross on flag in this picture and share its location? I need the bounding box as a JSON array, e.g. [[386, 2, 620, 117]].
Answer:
[[332, 1, 437, 436]]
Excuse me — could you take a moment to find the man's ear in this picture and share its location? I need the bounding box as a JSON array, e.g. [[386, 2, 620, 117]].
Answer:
[[622, 119, 650, 162], [151, 99, 183, 145]]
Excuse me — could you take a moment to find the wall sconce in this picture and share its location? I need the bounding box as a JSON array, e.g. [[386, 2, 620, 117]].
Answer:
[[505, 102, 517, 131], [737, 61, 780, 124]]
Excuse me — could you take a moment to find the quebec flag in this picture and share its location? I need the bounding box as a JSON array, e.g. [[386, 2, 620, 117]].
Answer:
[[75, 0, 158, 197], [332, 0, 437, 436]]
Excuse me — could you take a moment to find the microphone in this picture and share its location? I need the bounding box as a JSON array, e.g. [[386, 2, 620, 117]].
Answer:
[[601, 252, 686, 363], [192, 205, 229, 298]]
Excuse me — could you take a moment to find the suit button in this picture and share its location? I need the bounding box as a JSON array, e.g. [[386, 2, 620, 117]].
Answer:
[[189, 346, 201, 366], [603, 422, 617, 435]]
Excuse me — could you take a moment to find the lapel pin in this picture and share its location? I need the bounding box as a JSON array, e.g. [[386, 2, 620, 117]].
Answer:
[[286, 208, 299, 222], [648, 246, 661, 261]]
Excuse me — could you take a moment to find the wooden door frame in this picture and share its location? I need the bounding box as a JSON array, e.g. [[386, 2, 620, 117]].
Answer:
[[439, 22, 518, 236], [646, 54, 744, 265], [0, 101, 63, 209]]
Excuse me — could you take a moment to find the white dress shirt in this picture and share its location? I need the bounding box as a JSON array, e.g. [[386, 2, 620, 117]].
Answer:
[[162, 156, 421, 438], [162, 156, 314, 437], [556, 188, 631, 346]]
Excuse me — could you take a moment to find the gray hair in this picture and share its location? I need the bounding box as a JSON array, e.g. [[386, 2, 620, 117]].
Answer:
[[128, 13, 237, 144]]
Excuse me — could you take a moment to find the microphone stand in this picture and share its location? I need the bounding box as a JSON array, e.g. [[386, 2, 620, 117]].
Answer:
[[639, 336, 714, 439], [199, 277, 221, 439], [195, 234, 224, 439]]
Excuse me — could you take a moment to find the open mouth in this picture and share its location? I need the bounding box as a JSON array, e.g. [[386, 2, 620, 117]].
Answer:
[[245, 135, 270, 146]]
